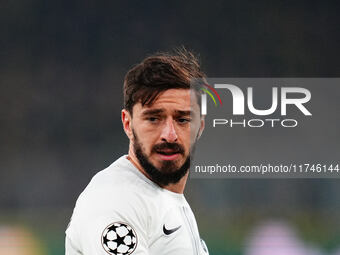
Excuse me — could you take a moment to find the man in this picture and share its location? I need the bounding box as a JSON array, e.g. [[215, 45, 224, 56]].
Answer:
[[65, 49, 209, 255]]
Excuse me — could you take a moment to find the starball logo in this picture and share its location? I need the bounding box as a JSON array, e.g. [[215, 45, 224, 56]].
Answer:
[[199, 81, 312, 128]]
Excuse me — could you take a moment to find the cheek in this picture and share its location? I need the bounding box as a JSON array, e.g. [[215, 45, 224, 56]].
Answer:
[[180, 131, 193, 153], [188, 122, 200, 141], [136, 137, 148, 150], [133, 123, 156, 145], [136, 135, 157, 154]]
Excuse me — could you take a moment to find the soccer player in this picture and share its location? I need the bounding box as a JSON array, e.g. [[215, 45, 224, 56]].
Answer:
[[65, 49, 209, 255]]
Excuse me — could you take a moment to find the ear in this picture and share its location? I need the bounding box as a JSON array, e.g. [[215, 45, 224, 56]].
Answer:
[[197, 116, 205, 139], [122, 109, 133, 140]]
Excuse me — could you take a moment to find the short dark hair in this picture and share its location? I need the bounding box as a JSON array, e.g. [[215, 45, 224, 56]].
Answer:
[[123, 48, 206, 114]]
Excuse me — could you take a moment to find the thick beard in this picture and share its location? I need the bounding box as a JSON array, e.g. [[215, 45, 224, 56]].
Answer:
[[132, 130, 191, 186]]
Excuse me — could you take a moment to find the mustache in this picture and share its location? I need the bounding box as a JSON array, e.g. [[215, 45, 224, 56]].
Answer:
[[152, 142, 185, 154]]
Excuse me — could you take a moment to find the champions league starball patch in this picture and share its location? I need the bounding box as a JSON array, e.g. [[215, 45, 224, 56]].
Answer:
[[102, 222, 137, 255]]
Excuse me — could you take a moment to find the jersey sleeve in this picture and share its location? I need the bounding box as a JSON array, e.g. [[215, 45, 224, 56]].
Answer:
[[65, 235, 82, 255], [66, 185, 150, 255]]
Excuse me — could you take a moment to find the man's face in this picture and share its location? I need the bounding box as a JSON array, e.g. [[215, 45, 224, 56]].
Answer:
[[125, 89, 204, 186]]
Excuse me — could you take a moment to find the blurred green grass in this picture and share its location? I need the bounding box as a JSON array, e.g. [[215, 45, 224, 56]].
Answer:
[[1, 208, 340, 255]]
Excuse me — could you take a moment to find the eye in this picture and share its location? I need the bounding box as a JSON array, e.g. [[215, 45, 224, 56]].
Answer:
[[147, 117, 159, 123], [177, 118, 191, 124]]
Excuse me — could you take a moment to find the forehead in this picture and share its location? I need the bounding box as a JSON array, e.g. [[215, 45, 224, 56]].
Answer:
[[133, 88, 200, 114]]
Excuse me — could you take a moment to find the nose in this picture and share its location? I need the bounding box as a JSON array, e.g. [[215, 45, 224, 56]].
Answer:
[[160, 118, 178, 143]]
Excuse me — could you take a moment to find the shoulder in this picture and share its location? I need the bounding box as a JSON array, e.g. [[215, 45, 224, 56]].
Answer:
[[66, 156, 161, 254], [76, 156, 161, 217]]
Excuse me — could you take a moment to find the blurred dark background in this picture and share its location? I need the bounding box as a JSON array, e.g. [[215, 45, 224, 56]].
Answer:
[[0, 1, 339, 254]]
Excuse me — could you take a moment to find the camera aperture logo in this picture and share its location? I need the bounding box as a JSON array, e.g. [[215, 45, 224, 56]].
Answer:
[[200, 83, 223, 110], [199, 81, 312, 128]]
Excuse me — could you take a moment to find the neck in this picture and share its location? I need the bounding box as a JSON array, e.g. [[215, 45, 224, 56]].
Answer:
[[127, 146, 188, 194]]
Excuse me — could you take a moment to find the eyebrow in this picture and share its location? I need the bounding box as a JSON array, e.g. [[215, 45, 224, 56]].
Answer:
[[141, 109, 165, 116], [141, 109, 193, 116], [174, 110, 192, 116]]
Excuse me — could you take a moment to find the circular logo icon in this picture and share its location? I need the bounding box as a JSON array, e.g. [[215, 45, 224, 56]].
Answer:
[[102, 222, 137, 255]]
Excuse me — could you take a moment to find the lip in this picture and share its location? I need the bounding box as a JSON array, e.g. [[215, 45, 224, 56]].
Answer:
[[157, 153, 180, 161]]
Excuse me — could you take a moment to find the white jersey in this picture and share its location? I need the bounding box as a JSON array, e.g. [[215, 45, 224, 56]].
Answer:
[[65, 155, 209, 255]]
